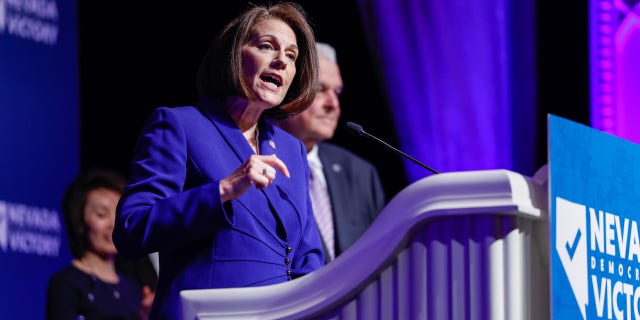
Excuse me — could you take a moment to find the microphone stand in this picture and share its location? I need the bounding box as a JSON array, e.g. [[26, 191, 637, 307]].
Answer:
[[346, 122, 439, 175]]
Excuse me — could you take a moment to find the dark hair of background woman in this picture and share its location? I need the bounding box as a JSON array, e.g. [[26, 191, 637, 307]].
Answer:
[[61, 168, 126, 259]]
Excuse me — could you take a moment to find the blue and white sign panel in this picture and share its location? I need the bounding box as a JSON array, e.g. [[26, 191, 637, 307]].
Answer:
[[1, 0, 78, 318], [550, 114, 640, 319]]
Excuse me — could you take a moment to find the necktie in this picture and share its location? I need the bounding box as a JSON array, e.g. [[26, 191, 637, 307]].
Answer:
[[308, 160, 335, 260]]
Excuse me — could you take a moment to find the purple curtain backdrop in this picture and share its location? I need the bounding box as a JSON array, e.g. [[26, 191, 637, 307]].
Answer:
[[590, 0, 640, 144], [357, 0, 537, 183]]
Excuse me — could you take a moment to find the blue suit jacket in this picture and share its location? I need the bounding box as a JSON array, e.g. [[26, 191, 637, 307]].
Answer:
[[113, 98, 324, 320], [317, 142, 386, 261]]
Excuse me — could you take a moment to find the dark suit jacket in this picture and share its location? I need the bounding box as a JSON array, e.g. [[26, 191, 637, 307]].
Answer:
[[113, 97, 324, 320], [115, 254, 158, 291], [317, 142, 386, 262]]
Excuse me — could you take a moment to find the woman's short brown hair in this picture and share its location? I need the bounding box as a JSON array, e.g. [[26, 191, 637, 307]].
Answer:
[[196, 2, 318, 119]]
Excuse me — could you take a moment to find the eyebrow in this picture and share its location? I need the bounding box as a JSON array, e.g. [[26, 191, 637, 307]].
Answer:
[[254, 34, 299, 51], [87, 202, 112, 212]]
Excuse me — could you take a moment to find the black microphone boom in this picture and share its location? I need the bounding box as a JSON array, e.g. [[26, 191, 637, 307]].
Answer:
[[346, 121, 439, 175]]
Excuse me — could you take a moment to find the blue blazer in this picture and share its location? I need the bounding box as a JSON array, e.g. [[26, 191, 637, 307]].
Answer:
[[317, 142, 386, 261], [113, 97, 324, 320]]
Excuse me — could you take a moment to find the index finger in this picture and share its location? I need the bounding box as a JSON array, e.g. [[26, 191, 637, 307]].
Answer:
[[263, 154, 290, 178]]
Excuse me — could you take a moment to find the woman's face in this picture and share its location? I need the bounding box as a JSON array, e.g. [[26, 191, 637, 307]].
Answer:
[[241, 18, 298, 108], [83, 188, 120, 258]]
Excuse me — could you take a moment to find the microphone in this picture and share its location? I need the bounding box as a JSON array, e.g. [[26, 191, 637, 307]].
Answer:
[[346, 121, 439, 175]]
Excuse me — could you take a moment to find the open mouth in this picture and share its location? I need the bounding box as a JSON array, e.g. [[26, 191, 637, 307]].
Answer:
[[260, 73, 282, 89]]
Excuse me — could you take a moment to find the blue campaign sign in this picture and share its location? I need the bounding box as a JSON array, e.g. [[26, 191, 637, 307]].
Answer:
[[1, 0, 78, 318], [550, 114, 640, 319]]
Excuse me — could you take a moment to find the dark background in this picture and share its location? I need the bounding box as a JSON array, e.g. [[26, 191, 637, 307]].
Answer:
[[77, 1, 589, 200]]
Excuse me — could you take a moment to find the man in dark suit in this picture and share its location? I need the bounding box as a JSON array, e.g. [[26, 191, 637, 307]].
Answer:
[[275, 42, 386, 263]]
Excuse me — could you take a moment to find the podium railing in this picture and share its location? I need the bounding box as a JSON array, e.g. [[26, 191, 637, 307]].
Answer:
[[180, 169, 550, 320]]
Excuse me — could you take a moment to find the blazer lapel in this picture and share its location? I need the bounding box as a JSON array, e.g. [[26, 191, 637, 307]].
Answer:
[[197, 98, 255, 164], [318, 144, 348, 255], [317, 144, 345, 212], [198, 98, 297, 243], [257, 125, 301, 241]]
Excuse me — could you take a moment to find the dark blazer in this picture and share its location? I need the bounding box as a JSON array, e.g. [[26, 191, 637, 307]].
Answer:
[[317, 142, 386, 262], [115, 254, 158, 291], [113, 97, 324, 320]]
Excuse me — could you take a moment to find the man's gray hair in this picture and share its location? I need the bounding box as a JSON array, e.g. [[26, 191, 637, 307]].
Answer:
[[316, 42, 337, 63]]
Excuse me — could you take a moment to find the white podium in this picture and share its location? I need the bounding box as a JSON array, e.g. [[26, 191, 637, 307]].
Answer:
[[180, 169, 550, 320]]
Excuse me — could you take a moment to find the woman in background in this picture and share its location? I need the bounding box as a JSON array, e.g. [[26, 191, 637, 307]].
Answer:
[[47, 169, 153, 320]]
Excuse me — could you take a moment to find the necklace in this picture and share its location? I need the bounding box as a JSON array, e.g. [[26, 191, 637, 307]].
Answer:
[[75, 258, 121, 301], [255, 126, 260, 155], [86, 278, 121, 302]]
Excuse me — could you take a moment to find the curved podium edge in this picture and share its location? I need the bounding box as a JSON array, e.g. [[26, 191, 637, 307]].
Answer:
[[180, 169, 549, 320]]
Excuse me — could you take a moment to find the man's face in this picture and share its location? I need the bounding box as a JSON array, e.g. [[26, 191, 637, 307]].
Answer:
[[280, 56, 343, 150]]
